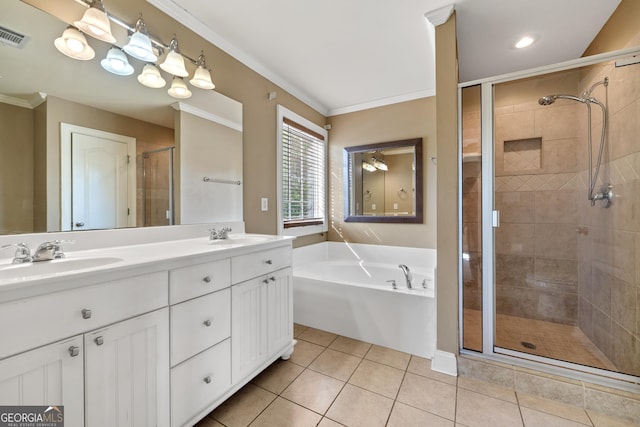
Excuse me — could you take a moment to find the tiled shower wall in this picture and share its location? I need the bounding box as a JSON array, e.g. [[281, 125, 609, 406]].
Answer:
[[493, 98, 580, 325], [576, 39, 640, 376]]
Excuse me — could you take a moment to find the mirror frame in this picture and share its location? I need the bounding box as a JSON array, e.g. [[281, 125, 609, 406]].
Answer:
[[343, 137, 423, 224]]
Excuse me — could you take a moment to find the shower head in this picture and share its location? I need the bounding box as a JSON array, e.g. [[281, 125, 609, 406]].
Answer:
[[538, 94, 586, 106], [538, 95, 557, 106]]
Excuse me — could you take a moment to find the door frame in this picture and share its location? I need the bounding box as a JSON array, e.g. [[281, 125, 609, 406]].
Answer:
[[60, 123, 136, 231]]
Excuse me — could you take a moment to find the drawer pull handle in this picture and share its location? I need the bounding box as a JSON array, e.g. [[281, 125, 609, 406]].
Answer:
[[81, 309, 92, 319], [203, 319, 212, 327], [94, 336, 104, 346], [203, 376, 212, 384], [269, 276, 276, 282], [202, 276, 212, 283], [265, 259, 273, 265], [68, 346, 80, 357]]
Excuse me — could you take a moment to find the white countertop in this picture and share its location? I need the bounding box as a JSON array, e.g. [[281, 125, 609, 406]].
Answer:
[[0, 233, 294, 303]]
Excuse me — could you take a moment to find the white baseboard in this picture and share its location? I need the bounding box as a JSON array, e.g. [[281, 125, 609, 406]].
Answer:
[[431, 350, 458, 376]]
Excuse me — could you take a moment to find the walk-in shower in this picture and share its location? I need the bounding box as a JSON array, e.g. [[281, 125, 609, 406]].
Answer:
[[538, 77, 612, 207], [461, 51, 640, 383], [142, 146, 174, 226]]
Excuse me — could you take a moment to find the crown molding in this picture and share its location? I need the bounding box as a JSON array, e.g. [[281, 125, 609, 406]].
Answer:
[[172, 102, 243, 132], [424, 4, 455, 27], [328, 88, 436, 117], [0, 92, 46, 109]]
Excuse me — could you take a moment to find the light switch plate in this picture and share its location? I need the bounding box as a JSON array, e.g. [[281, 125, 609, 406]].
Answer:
[[261, 198, 268, 211]]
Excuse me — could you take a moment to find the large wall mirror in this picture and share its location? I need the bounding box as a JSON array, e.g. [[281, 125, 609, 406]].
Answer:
[[0, 0, 242, 235], [344, 138, 423, 223]]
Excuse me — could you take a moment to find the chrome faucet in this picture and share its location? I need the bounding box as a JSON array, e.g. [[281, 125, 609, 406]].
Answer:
[[1, 242, 33, 264], [32, 240, 66, 262], [209, 227, 232, 240], [398, 264, 412, 289]]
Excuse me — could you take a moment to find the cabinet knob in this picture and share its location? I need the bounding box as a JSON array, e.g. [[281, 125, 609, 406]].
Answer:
[[265, 259, 273, 265], [203, 376, 212, 384], [68, 346, 80, 357], [202, 275, 212, 283], [263, 278, 269, 284], [269, 276, 276, 282], [94, 336, 104, 346], [203, 319, 212, 327], [81, 309, 92, 319], [75, 222, 85, 227]]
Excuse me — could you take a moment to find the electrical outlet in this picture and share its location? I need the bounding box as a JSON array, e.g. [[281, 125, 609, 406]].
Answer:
[[393, 203, 398, 210], [261, 198, 268, 211]]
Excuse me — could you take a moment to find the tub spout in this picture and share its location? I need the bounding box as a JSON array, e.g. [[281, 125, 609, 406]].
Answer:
[[398, 264, 412, 288]]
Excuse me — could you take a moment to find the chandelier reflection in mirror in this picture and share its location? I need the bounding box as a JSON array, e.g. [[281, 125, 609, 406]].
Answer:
[[54, 0, 215, 98]]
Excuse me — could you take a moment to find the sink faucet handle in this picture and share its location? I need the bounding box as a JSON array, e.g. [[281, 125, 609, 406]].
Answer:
[[1, 242, 32, 264]]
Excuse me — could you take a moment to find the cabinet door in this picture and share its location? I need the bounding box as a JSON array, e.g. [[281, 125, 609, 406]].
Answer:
[[231, 277, 267, 383], [85, 308, 170, 427], [267, 268, 293, 356], [0, 335, 84, 427]]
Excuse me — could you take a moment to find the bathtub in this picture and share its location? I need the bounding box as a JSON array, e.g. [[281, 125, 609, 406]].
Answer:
[[293, 242, 436, 358]]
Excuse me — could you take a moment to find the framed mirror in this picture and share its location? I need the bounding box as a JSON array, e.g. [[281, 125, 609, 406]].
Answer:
[[344, 138, 423, 223]]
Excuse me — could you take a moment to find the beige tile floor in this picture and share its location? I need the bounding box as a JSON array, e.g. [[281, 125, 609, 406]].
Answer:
[[194, 324, 638, 427], [463, 309, 617, 371]]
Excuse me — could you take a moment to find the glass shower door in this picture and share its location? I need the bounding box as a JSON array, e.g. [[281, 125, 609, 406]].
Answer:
[[142, 147, 174, 227]]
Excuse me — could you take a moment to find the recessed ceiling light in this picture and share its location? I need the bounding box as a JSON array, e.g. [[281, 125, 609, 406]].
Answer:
[[514, 35, 536, 49]]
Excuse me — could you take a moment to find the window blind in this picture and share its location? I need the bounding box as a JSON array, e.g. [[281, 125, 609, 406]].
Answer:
[[281, 118, 326, 228]]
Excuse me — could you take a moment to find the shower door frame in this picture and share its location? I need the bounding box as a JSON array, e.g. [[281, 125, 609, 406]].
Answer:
[[142, 146, 175, 227], [458, 45, 640, 389]]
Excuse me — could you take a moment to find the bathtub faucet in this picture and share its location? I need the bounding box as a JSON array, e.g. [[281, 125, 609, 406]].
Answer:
[[398, 264, 412, 289]]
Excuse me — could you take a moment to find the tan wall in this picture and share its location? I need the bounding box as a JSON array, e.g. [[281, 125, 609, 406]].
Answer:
[[583, 0, 640, 56], [0, 103, 34, 234], [435, 13, 459, 354], [327, 98, 437, 248]]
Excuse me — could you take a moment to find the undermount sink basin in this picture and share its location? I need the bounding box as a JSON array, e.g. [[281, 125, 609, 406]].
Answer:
[[208, 235, 270, 245], [0, 257, 123, 281]]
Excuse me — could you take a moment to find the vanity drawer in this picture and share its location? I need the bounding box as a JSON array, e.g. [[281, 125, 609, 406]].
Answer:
[[231, 245, 292, 284], [171, 338, 231, 427], [0, 271, 168, 359], [169, 259, 231, 304], [170, 288, 231, 366]]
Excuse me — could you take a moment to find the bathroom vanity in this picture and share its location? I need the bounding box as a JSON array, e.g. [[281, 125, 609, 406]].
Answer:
[[0, 230, 294, 427]]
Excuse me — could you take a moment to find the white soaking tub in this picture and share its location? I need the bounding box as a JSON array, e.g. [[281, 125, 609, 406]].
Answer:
[[293, 242, 436, 358]]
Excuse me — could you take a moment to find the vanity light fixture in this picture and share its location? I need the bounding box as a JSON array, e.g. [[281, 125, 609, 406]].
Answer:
[[189, 52, 215, 90], [362, 161, 376, 172], [123, 17, 157, 62], [54, 26, 95, 60], [74, 0, 116, 43], [371, 157, 388, 171], [138, 63, 166, 88], [160, 36, 189, 77], [101, 46, 134, 75], [168, 76, 192, 99]]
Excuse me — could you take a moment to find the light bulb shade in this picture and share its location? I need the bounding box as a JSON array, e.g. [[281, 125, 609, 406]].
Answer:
[[137, 64, 166, 88], [168, 77, 192, 99], [362, 161, 376, 172], [123, 30, 157, 62], [371, 157, 388, 171], [74, 3, 116, 43], [189, 66, 215, 90], [160, 50, 188, 77], [54, 26, 95, 60], [101, 47, 134, 75]]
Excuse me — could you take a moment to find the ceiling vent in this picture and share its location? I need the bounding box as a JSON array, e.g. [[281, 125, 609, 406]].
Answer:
[[0, 26, 29, 49]]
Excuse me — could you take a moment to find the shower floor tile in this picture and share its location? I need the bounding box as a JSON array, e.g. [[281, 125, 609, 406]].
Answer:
[[463, 309, 616, 370]]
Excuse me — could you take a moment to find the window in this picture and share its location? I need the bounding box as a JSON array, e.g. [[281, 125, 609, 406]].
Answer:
[[277, 105, 328, 236]]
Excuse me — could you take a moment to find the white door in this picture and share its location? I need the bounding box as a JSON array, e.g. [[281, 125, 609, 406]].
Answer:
[[71, 132, 129, 230], [0, 335, 84, 427], [84, 308, 170, 427]]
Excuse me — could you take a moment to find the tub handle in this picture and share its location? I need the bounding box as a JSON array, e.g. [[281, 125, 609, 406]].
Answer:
[[386, 280, 397, 289]]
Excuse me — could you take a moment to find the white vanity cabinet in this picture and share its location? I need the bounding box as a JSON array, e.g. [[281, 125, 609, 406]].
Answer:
[[231, 246, 293, 383], [0, 272, 169, 427]]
